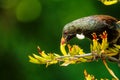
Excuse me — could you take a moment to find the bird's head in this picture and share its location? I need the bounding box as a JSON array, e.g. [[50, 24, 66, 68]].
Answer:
[[61, 24, 85, 45]]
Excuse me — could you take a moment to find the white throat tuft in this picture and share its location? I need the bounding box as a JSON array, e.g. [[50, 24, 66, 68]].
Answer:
[[76, 33, 85, 39]]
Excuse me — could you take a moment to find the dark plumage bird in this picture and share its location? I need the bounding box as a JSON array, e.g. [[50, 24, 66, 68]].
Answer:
[[62, 15, 120, 45], [61, 15, 120, 63]]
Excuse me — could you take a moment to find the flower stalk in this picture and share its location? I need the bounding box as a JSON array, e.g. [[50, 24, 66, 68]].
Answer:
[[28, 31, 120, 79]]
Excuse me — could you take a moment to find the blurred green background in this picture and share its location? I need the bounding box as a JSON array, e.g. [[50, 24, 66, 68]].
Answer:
[[0, 0, 120, 80]]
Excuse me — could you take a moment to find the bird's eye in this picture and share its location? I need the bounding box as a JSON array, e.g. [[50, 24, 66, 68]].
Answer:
[[64, 31, 68, 35]]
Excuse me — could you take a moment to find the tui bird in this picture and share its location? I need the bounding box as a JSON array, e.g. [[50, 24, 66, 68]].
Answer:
[[62, 15, 120, 44], [61, 15, 120, 65]]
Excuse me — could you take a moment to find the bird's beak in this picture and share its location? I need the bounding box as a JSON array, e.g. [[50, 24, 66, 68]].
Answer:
[[61, 37, 67, 45], [60, 34, 75, 55]]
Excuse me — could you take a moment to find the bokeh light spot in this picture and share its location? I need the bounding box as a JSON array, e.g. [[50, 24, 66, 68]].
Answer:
[[16, 0, 41, 22]]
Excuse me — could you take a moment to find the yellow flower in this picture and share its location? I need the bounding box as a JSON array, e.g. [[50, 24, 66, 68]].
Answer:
[[84, 70, 95, 80], [28, 31, 119, 79], [100, 0, 119, 5]]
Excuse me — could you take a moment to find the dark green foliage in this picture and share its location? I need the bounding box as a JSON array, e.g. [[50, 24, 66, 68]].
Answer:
[[0, 0, 120, 80]]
